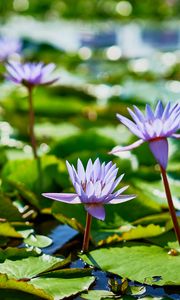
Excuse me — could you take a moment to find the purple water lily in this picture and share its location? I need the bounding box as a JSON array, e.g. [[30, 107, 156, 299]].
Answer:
[[43, 158, 135, 221], [110, 101, 180, 245], [5, 61, 59, 159], [110, 101, 180, 169], [0, 37, 21, 61], [5, 61, 59, 87], [43, 158, 135, 252]]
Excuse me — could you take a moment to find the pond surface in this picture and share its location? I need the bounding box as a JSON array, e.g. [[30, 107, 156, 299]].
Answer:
[[0, 7, 180, 300]]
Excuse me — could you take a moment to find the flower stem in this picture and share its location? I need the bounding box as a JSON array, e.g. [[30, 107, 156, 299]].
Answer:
[[160, 166, 180, 245], [27, 86, 43, 194], [82, 212, 92, 253], [27, 86, 38, 159]]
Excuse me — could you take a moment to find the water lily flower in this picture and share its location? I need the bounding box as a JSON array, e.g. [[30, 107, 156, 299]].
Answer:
[[110, 101, 180, 245], [5, 61, 59, 87], [110, 101, 180, 169], [43, 158, 135, 252], [0, 37, 21, 61], [5, 61, 59, 159], [43, 158, 135, 221]]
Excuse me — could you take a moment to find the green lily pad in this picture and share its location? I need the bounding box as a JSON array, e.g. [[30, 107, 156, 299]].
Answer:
[[0, 248, 39, 263], [0, 193, 22, 222], [24, 234, 52, 248], [93, 224, 165, 245], [50, 129, 116, 159], [31, 269, 95, 300], [0, 222, 22, 238], [80, 290, 120, 299], [35, 122, 80, 141], [0, 254, 63, 279], [0, 250, 94, 299], [81, 243, 180, 286], [0, 274, 51, 300], [2, 155, 64, 196]]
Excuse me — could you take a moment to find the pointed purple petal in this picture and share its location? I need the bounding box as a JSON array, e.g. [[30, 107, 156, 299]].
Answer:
[[86, 159, 93, 181], [84, 204, 105, 220], [107, 194, 136, 204], [162, 102, 171, 120], [109, 139, 144, 154], [133, 105, 145, 122], [86, 181, 95, 198], [42, 193, 81, 203], [66, 161, 75, 184], [172, 133, 180, 139], [154, 101, 164, 118], [127, 108, 143, 125], [41, 63, 55, 75], [112, 184, 129, 197], [93, 158, 101, 181], [152, 119, 163, 136], [149, 138, 168, 169], [145, 104, 154, 120], [77, 158, 86, 182], [117, 114, 143, 138]]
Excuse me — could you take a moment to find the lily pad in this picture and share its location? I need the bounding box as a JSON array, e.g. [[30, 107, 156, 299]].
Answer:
[[81, 243, 180, 286], [0, 222, 22, 238], [24, 234, 52, 248], [93, 224, 165, 245], [0, 254, 64, 279], [0, 193, 22, 222], [31, 269, 95, 300], [0, 250, 95, 299]]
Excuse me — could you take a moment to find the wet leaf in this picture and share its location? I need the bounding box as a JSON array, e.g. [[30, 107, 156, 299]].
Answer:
[[80, 289, 119, 299], [0, 274, 51, 300], [24, 234, 52, 248], [0, 250, 94, 299], [93, 224, 165, 245], [81, 243, 180, 285], [0, 248, 39, 263], [0, 254, 63, 279], [121, 224, 165, 241], [31, 269, 95, 300]]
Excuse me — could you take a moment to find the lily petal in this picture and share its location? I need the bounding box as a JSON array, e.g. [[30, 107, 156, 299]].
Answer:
[[107, 194, 136, 204], [149, 138, 168, 169], [42, 193, 81, 203], [85, 204, 105, 220], [109, 139, 144, 154], [172, 133, 180, 139], [117, 114, 144, 138]]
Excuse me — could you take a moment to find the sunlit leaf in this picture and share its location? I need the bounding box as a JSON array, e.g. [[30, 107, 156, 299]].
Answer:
[[24, 235, 52, 248], [0, 222, 22, 238], [81, 242, 180, 286]]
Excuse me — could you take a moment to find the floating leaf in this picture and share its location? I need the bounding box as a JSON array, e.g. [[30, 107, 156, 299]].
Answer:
[[31, 269, 95, 300], [81, 243, 180, 286], [0, 222, 22, 238], [93, 224, 165, 245], [121, 224, 165, 241], [2, 155, 65, 203], [0, 254, 63, 279], [0, 250, 94, 299], [0, 248, 39, 263], [133, 212, 170, 226], [0, 274, 51, 300], [80, 290, 119, 299], [24, 235, 52, 248], [0, 193, 22, 222]]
